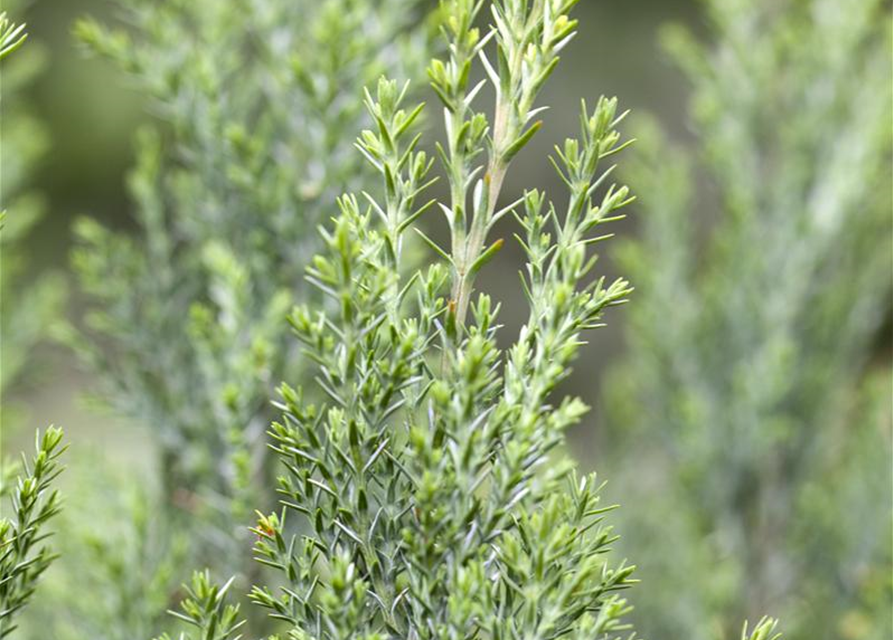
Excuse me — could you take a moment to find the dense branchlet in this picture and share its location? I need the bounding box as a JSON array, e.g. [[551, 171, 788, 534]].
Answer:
[[0, 428, 66, 638]]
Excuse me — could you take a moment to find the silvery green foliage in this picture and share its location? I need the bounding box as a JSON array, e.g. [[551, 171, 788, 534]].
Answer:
[[0, 427, 66, 637], [604, 1, 892, 639], [66, 0, 432, 578], [164, 0, 642, 636], [0, 6, 62, 423]]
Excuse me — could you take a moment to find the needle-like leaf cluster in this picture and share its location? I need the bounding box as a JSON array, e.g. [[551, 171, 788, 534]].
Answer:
[[0, 428, 66, 638]]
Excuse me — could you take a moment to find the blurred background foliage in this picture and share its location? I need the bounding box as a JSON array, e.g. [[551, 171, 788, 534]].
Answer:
[[0, 0, 890, 639], [0, 0, 62, 427], [602, 1, 892, 639]]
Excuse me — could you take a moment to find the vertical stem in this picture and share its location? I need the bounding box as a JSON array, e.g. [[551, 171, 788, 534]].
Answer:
[[450, 38, 521, 328]]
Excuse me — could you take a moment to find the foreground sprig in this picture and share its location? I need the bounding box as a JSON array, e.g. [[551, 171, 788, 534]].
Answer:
[[162, 0, 643, 636], [264, 87, 634, 640], [0, 428, 66, 637]]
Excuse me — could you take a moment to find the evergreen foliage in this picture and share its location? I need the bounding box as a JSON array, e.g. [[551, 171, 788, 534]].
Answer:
[[604, 1, 892, 638], [154, 1, 777, 638], [10, 0, 876, 637], [0, 427, 66, 637]]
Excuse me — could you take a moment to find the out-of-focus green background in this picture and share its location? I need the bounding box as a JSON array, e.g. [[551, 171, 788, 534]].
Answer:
[[4, 0, 701, 452]]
